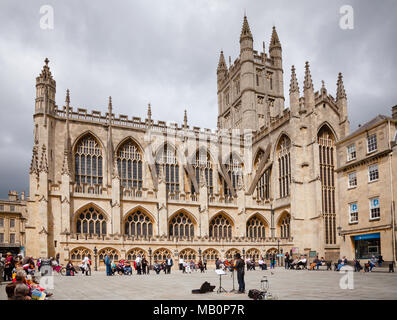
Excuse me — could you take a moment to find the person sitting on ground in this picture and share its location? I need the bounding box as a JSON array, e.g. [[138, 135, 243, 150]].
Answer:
[[354, 259, 362, 272], [66, 260, 76, 276], [153, 260, 161, 274], [124, 260, 132, 275]]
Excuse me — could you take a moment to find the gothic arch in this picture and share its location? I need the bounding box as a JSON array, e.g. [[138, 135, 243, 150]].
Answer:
[[74, 203, 109, 235], [153, 248, 172, 262], [277, 211, 291, 239], [273, 132, 291, 156], [246, 212, 270, 226], [69, 247, 92, 262], [168, 210, 196, 239], [179, 248, 198, 260], [246, 213, 269, 239], [209, 210, 235, 226], [98, 247, 120, 266], [253, 147, 265, 168], [126, 248, 148, 260], [115, 136, 144, 155], [122, 205, 156, 222], [317, 122, 338, 142], [246, 248, 261, 260], [72, 130, 105, 152], [202, 248, 220, 261], [74, 202, 109, 221], [123, 208, 154, 238], [225, 248, 241, 259], [209, 212, 234, 239]]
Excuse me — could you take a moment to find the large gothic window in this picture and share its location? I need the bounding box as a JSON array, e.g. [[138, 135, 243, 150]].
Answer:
[[246, 215, 267, 239], [98, 248, 119, 266], [209, 213, 232, 239], [70, 247, 92, 262], [127, 248, 147, 261], [117, 139, 143, 190], [76, 206, 107, 235], [254, 150, 271, 200], [202, 248, 220, 263], [246, 248, 261, 260], [277, 136, 291, 198], [318, 125, 336, 245], [279, 213, 291, 239], [124, 210, 153, 238], [191, 150, 213, 195], [222, 153, 243, 197], [225, 248, 241, 259], [169, 211, 194, 238], [74, 134, 103, 186], [156, 144, 179, 193]]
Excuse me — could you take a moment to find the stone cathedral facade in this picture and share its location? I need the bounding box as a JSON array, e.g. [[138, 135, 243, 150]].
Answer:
[[25, 16, 350, 267]]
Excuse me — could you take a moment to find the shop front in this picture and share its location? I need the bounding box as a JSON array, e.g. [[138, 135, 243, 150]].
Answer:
[[353, 233, 380, 259]]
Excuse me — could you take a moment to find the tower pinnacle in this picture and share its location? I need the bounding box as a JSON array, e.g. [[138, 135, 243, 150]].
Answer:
[[217, 50, 227, 71], [240, 15, 253, 41], [289, 65, 299, 94], [336, 72, 347, 101], [269, 26, 281, 49], [304, 61, 313, 90]]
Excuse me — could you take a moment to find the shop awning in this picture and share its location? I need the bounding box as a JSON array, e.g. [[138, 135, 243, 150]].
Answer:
[[353, 233, 380, 241]]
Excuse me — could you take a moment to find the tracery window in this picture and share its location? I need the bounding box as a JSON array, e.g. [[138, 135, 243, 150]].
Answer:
[[156, 144, 179, 193], [246, 215, 266, 239], [246, 248, 261, 260], [255, 150, 271, 200], [202, 248, 219, 262], [279, 213, 291, 239], [98, 248, 119, 263], [70, 247, 92, 262], [225, 248, 241, 259], [191, 150, 213, 195], [76, 206, 107, 235], [179, 248, 197, 261], [169, 212, 194, 238], [277, 136, 291, 198], [222, 153, 243, 197], [124, 210, 153, 238], [153, 248, 172, 262], [209, 214, 232, 239], [117, 140, 143, 190], [127, 248, 147, 261], [318, 126, 336, 245], [74, 134, 103, 186]]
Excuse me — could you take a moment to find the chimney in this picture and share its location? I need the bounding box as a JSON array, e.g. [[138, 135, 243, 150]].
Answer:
[[392, 105, 397, 120]]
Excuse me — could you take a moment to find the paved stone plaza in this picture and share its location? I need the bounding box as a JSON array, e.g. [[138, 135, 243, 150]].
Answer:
[[1, 267, 396, 300]]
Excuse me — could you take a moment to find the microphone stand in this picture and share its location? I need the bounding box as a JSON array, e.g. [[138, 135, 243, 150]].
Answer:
[[229, 269, 237, 293]]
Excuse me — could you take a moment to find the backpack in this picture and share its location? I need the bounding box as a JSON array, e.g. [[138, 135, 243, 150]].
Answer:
[[248, 289, 264, 300], [192, 281, 215, 294]]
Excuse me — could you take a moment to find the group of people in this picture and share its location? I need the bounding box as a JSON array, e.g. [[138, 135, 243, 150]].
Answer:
[[177, 257, 207, 273]]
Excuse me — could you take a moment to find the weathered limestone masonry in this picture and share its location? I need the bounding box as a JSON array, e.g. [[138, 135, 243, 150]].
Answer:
[[23, 16, 351, 267]]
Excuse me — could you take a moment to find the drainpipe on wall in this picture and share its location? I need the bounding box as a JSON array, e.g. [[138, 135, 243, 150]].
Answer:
[[388, 120, 396, 263]]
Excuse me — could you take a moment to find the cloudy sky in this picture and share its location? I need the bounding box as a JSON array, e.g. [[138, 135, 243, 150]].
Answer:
[[0, 0, 396, 198]]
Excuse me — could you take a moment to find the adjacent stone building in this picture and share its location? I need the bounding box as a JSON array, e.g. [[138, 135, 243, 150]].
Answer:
[[0, 191, 27, 256], [336, 107, 397, 262], [6, 15, 389, 267]]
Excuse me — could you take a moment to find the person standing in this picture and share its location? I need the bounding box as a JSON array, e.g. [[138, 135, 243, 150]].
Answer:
[[179, 257, 184, 271], [104, 254, 111, 276], [284, 252, 290, 269], [166, 255, 173, 274], [4, 252, 14, 281], [142, 256, 148, 275], [233, 253, 245, 294], [203, 257, 207, 270], [56, 253, 60, 266], [136, 254, 142, 275]]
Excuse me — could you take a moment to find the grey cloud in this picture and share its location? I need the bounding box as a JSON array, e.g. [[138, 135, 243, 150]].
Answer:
[[0, 0, 396, 197]]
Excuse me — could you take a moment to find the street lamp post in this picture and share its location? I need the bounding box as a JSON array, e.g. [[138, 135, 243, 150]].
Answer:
[[242, 248, 245, 260], [198, 248, 202, 261], [93, 246, 98, 271], [277, 239, 280, 267]]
